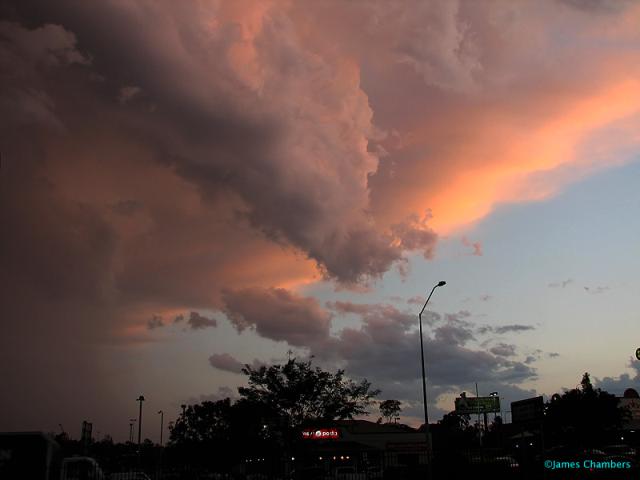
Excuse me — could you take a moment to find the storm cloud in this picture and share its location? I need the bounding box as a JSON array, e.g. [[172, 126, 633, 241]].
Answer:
[[2, 0, 640, 436]]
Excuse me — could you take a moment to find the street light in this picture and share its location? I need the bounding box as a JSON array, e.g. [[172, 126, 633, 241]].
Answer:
[[418, 280, 446, 480], [158, 410, 164, 446], [136, 395, 145, 448]]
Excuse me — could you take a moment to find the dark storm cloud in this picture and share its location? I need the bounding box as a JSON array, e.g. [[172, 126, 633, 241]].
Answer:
[[0, 10, 272, 433], [2, 0, 410, 286], [222, 287, 332, 347], [0, 128, 122, 432]]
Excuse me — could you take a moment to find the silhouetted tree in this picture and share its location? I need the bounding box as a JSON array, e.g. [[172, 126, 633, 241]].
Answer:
[[545, 372, 630, 446], [439, 411, 470, 431], [169, 398, 232, 444], [379, 399, 402, 423], [239, 358, 380, 431], [434, 412, 476, 452], [166, 358, 380, 471]]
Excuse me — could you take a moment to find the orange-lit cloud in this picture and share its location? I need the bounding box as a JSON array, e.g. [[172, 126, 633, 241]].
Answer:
[[412, 79, 640, 233]]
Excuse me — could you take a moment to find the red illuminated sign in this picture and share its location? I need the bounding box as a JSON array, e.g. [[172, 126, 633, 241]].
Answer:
[[301, 428, 339, 439]]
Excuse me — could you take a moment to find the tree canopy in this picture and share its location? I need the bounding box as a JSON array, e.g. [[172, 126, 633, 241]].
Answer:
[[544, 372, 630, 446], [238, 358, 381, 429], [168, 358, 381, 457], [169, 398, 232, 444], [379, 399, 402, 423]]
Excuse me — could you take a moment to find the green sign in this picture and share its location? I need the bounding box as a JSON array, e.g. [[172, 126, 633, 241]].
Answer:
[[455, 396, 500, 414], [636, 347, 640, 361]]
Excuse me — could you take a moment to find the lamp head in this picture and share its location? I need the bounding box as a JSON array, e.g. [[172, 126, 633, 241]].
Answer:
[[437, 281, 446, 287]]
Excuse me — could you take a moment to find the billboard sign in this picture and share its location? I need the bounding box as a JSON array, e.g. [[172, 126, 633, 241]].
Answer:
[[511, 396, 544, 424], [455, 396, 500, 414], [301, 428, 340, 440]]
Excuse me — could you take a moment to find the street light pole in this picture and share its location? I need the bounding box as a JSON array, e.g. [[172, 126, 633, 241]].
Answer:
[[137, 396, 145, 448], [418, 280, 446, 480], [158, 410, 164, 446]]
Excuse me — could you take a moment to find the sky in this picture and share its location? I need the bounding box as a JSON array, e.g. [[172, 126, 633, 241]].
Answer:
[[1, 0, 640, 443]]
